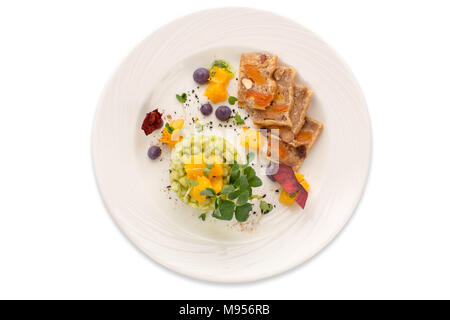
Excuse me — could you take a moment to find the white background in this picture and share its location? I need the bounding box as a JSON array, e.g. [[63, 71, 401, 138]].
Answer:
[[1, 0, 449, 300]]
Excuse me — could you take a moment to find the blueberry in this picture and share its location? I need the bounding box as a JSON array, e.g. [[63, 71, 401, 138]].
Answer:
[[193, 68, 210, 84], [147, 146, 161, 160], [266, 162, 278, 181], [215, 105, 231, 121], [200, 103, 213, 116]]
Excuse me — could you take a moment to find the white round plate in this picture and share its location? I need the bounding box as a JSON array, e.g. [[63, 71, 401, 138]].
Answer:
[[92, 7, 371, 283]]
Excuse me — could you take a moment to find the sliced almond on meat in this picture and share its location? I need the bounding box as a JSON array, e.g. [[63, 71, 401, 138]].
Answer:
[[241, 78, 253, 89]]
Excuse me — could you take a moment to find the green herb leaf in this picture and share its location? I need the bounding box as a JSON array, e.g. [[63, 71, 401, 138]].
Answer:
[[235, 203, 252, 222], [220, 185, 235, 195], [248, 176, 262, 187], [165, 122, 175, 134], [176, 93, 187, 103], [260, 201, 273, 214], [237, 175, 249, 190], [206, 162, 214, 169], [247, 186, 253, 197], [231, 161, 240, 170], [188, 178, 199, 186], [244, 166, 256, 179], [203, 168, 210, 176], [237, 190, 250, 206], [212, 207, 221, 219], [215, 200, 235, 220], [230, 163, 241, 183], [200, 188, 217, 198], [228, 96, 238, 105], [199, 213, 207, 221], [234, 113, 245, 125], [246, 152, 255, 164], [228, 189, 241, 200]]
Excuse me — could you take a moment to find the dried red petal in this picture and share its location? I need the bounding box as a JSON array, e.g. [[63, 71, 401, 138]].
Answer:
[[295, 186, 308, 209], [271, 164, 303, 195], [141, 109, 163, 135], [272, 163, 308, 209]]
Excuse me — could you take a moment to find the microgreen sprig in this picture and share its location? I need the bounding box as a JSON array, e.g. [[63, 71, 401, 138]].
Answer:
[[176, 93, 187, 103], [165, 123, 175, 134], [202, 162, 213, 176], [228, 96, 238, 105], [199, 152, 262, 222], [260, 201, 273, 214], [234, 113, 245, 125], [184, 178, 199, 201]]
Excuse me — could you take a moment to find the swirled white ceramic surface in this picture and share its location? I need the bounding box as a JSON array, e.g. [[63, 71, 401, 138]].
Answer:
[[92, 7, 371, 282]]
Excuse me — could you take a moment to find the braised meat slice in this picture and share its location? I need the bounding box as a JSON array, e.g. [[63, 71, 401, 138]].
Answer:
[[252, 66, 296, 128], [266, 117, 323, 171], [238, 53, 278, 110]]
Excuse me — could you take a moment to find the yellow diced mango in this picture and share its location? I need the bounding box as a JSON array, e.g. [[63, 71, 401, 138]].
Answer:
[[204, 82, 228, 103], [170, 119, 184, 129], [279, 189, 296, 206], [210, 176, 223, 194], [205, 155, 224, 178], [189, 176, 212, 203]]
